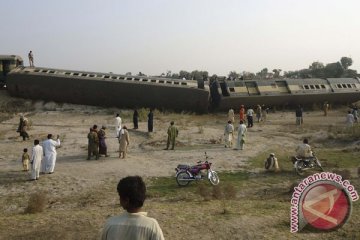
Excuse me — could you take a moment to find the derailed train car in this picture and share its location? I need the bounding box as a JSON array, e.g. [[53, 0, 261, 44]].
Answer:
[[3, 55, 360, 112]]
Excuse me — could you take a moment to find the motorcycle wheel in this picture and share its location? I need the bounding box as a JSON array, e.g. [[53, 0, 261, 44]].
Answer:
[[176, 171, 191, 186], [208, 171, 220, 185], [294, 161, 305, 176]]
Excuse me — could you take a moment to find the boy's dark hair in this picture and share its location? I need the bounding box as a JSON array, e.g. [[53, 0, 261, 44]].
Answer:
[[303, 138, 309, 144], [23, 148, 28, 152], [117, 176, 146, 209], [47, 134, 52, 139], [34, 139, 39, 145]]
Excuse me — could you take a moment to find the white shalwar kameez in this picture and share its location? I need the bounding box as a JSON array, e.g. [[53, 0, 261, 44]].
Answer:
[[115, 116, 122, 137], [236, 123, 247, 150], [224, 123, 234, 148], [42, 138, 61, 173], [31, 144, 43, 180]]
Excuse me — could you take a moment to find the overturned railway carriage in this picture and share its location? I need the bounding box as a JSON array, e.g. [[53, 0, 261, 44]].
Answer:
[[3, 55, 360, 112], [213, 78, 360, 110], [6, 66, 210, 112]]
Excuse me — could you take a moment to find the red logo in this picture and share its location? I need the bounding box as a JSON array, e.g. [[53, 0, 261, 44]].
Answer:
[[301, 183, 351, 230]]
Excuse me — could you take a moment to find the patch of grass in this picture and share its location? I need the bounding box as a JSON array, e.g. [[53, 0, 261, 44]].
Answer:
[[317, 149, 360, 169]]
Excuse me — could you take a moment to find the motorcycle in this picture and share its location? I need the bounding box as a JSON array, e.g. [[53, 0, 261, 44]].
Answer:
[[292, 152, 324, 176], [175, 152, 220, 186]]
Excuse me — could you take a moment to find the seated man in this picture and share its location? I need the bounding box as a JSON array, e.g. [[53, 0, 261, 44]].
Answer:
[[101, 176, 164, 240], [295, 138, 313, 159]]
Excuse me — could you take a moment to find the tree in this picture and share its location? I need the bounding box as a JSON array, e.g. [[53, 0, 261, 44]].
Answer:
[[272, 69, 282, 78], [228, 71, 240, 80], [179, 70, 191, 80], [340, 57, 353, 69], [256, 68, 268, 79], [309, 61, 325, 78], [324, 62, 344, 78]]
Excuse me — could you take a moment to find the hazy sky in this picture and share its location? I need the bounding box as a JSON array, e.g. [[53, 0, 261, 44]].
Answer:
[[2, 0, 359, 76]]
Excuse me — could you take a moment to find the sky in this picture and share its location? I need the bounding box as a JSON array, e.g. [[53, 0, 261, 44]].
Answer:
[[2, 0, 360, 76]]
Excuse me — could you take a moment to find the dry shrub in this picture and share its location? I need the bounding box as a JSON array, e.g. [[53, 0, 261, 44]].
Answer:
[[25, 192, 47, 214], [197, 184, 211, 201], [223, 183, 237, 199], [212, 185, 223, 200]]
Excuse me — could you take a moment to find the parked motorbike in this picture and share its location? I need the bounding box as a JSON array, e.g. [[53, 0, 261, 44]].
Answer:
[[292, 152, 324, 176], [175, 152, 219, 186]]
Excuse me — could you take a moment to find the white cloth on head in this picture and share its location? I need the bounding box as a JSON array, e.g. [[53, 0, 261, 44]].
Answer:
[[31, 144, 43, 180], [101, 212, 164, 240], [42, 138, 61, 173]]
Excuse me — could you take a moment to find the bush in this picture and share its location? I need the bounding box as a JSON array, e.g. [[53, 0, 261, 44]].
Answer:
[[24, 192, 47, 214]]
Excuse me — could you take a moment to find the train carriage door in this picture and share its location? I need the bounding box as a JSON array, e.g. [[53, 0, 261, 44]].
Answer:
[[245, 82, 260, 95]]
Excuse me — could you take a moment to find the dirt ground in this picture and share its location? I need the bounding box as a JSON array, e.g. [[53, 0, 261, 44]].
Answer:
[[0, 90, 359, 240]]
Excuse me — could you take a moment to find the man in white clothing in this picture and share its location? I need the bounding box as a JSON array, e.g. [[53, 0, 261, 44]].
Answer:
[[115, 114, 122, 137], [101, 176, 164, 240], [42, 134, 61, 174], [236, 120, 247, 150], [224, 120, 234, 148], [30, 139, 43, 180]]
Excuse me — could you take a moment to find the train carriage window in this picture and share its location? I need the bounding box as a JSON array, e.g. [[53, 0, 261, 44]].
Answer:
[[337, 84, 342, 88], [34, 69, 40, 72], [347, 84, 352, 88], [151, 79, 157, 83], [142, 79, 148, 82], [166, 81, 172, 84], [304, 85, 309, 89], [310, 85, 315, 89], [73, 73, 79, 76], [229, 87, 235, 92], [82, 73, 88, 77], [49, 70, 55, 74], [174, 82, 179, 85], [41, 69, 48, 73], [89, 74, 95, 77], [351, 84, 356, 88], [134, 78, 140, 81], [181, 82, 187, 86], [111, 76, 117, 79], [104, 75, 110, 79], [342, 84, 347, 88], [65, 72, 71, 75], [320, 84, 326, 89], [126, 77, 133, 81], [315, 85, 320, 89], [119, 77, 125, 80], [159, 80, 164, 83]]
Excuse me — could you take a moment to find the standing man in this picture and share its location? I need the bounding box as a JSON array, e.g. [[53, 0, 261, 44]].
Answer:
[[228, 108, 235, 124], [346, 110, 355, 127], [118, 126, 130, 158], [148, 109, 154, 132], [87, 126, 99, 160], [28, 51, 34, 67], [101, 176, 165, 240], [246, 107, 254, 128], [295, 105, 303, 125], [236, 120, 247, 150], [42, 134, 61, 174], [256, 105, 262, 122], [165, 121, 178, 150], [323, 102, 329, 116], [133, 109, 139, 129], [30, 139, 43, 181], [239, 105, 246, 123], [17, 114, 30, 141], [224, 120, 234, 148], [115, 114, 122, 138], [98, 126, 109, 157]]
